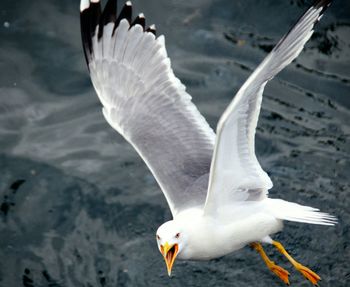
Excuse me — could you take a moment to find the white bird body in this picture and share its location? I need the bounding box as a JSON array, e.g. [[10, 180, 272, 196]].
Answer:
[[159, 196, 332, 261], [166, 201, 282, 260], [80, 0, 336, 284]]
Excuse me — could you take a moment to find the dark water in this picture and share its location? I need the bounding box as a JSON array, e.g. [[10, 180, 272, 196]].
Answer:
[[0, 0, 349, 286]]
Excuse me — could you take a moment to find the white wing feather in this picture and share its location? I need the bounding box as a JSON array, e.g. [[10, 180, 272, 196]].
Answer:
[[204, 0, 331, 214], [81, 1, 215, 216]]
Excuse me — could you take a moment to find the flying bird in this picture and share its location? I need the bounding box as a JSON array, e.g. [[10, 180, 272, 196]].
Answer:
[[80, 0, 336, 285]]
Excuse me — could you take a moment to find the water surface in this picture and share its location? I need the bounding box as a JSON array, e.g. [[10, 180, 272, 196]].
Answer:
[[0, 0, 349, 286]]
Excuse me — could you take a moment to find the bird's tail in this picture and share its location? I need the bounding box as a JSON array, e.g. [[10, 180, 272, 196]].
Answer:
[[266, 199, 337, 226]]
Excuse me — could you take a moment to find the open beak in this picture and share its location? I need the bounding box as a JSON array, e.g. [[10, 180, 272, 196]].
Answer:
[[160, 242, 179, 276]]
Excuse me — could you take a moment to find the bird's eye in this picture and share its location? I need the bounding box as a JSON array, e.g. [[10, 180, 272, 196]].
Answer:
[[156, 235, 160, 240], [175, 233, 180, 239]]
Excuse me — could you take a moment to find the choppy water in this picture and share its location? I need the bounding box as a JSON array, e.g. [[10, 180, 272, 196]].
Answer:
[[0, 0, 349, 286]]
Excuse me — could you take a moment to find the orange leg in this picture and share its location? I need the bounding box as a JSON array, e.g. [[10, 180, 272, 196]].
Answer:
[[251, 242, 290, 285], [272, 241, 321, 286]]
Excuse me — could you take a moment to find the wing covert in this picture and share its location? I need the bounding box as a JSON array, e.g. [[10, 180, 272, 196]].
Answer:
[[80, 0, 215, 216], [204, 0, 332, 214]]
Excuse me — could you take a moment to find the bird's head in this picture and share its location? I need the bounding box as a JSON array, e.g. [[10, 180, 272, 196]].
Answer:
[[156, 220, 185, 276]]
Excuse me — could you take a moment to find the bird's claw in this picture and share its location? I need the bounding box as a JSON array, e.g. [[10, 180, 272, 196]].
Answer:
[[295, 263, 321, 286], [269, 263, 290, 285]]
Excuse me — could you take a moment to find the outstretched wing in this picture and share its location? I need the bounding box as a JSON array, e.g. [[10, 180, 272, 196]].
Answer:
[[204, 0, 332, 213], [80, 0, 215, 216]]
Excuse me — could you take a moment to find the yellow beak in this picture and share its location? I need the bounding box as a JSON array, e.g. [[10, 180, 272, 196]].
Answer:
[[160, 242, 179, 276]]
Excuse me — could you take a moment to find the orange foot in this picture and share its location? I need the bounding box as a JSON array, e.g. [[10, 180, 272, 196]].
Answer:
[[251, 242, 290, 285], [295, 263, 321, 286], [268, 262, 290, 285], [272, 241, 321, 286]]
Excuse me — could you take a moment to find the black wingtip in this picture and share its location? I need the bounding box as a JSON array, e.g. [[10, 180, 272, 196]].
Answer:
[[80, 1, 101, 66], [90, 1, 102, 36], [80, 9, 92, 66], [313, 0, 332, 9], [131, 13, 146, 30], [80, 0, 158, 69], [273, 0, 332, 52], [312, 0, 332, 22], [98, 0, 117, 39], [146, 24, 157, 36], [115, 1, 132, 26], [104, 0, 118, 24]]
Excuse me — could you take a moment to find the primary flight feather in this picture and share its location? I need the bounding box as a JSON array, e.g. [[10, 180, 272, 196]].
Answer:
[[80, 0, 336, 285]]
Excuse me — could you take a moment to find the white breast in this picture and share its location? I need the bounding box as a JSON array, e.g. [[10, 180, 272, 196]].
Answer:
[[176, 203, 283, 260]]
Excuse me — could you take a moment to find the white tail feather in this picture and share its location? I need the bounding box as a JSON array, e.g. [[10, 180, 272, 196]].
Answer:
[[267, 199, 337, 226]]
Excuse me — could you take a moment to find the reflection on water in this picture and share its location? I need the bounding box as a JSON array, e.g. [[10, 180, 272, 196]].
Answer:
[[0, 0, 349, 286]]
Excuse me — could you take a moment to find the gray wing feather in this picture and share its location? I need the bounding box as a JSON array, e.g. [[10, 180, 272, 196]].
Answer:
[[204, 0, 332, 214], [80, 1, 215, 216]]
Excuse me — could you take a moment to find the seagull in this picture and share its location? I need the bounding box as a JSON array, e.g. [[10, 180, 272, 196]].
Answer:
[[80, 0, 336, 285]]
